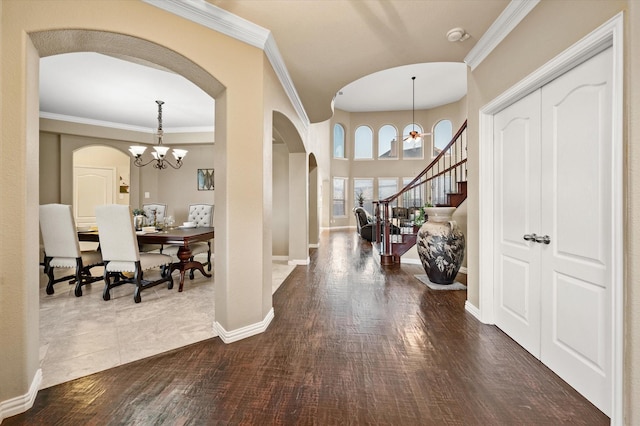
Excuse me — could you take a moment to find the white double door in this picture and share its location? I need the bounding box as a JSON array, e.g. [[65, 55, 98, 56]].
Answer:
[[493, 47, 613, 415]]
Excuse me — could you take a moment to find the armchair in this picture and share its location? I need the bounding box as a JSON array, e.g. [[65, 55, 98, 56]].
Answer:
[[353, 207, 400, 242]]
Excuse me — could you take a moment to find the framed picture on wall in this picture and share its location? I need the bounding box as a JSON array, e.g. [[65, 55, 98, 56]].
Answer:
[[197, 168, 214, 191]]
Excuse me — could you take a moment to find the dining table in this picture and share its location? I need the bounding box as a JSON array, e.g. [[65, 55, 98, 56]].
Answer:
[[78, 226, 214, 292]]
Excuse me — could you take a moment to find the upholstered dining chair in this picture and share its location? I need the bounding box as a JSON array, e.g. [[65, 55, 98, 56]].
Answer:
[[39, 204, 103, 297], [142, 203, 167, 227], [141, 203, 168, 252], [95, 204, 174, 303], [164, 203, 213, 279]]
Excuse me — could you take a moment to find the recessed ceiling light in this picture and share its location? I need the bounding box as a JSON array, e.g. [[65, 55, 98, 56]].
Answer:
[[446, 27, 470, 42]]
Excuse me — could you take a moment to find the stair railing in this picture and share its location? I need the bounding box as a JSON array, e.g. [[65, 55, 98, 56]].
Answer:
[[373, 120, 467, 264]]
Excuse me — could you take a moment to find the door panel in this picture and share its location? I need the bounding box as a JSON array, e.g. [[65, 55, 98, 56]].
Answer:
[[74, 166, 115, 226], [493, 90, 541, 357], [540, 47, 612, 415]]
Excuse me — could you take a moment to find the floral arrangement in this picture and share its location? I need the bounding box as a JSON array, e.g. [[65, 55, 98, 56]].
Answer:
[[132, 208, 146, 217]]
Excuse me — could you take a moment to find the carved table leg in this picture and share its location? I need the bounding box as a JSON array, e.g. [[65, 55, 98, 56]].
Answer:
[[170, 245, 212, 292]]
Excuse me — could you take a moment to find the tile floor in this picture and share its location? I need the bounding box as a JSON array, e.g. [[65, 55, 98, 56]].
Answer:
[[38, 256, 295, 389]]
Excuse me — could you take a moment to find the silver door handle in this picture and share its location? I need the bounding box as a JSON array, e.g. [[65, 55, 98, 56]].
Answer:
[[535, 235, 551, 244], [523, 233, 537, 241]]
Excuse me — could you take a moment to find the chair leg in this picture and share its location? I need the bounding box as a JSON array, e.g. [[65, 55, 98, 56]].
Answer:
[[189, 257, 196, 280], [162, 265, 174, 290], [44, 257, 56, 295], [207, 243, 212, 272], [133, 261, 143, 303], [74, 258, 84, 297], [102, 262, 112, 301]]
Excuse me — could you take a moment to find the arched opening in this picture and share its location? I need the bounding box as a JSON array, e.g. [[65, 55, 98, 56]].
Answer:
[[308, 154, 319, 249], [32, 29, 225, 387], [271, 111, 308, 265]]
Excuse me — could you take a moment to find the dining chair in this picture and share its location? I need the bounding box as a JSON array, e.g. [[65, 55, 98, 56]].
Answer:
[[39, 204, 103, 297], [95, 204, 174, 303], [142, 203, 167, 227], [141, 203, 168, 252], [164, 203, 213, 279]]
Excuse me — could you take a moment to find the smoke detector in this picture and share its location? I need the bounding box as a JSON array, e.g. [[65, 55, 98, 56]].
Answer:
[[446, 27, 470, 42]]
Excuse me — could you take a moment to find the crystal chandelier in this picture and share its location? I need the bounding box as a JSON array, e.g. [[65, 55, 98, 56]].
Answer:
[[129, 100, 187, 169]]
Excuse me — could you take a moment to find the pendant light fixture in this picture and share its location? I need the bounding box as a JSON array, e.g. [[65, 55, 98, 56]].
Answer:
[[129, 100, 187, 169], [403, 76, 429, 144]]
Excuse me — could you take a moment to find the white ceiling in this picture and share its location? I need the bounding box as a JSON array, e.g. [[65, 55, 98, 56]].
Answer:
[[333, 62, 467, 112], [38, 0, 510, 130], [39, 52, 215, 132]]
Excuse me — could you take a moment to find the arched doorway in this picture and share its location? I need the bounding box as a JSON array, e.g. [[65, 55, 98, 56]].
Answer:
[[272, 111, 308, 265], [308, 154, 319, 249], [32, 30, 224, 387]]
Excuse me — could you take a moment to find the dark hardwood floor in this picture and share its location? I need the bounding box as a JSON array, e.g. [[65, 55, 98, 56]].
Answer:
[[6, 230, 607, 425]]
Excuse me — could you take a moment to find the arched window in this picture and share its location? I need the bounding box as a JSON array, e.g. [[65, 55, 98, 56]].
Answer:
[[333, 123, 345, 159], [378, 125, 398, 159], [402, 123, 423, 159], [433, 119, 453, 156], [354, 125, 373, 160]]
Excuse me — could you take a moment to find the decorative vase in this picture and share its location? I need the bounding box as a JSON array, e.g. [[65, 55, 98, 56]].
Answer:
[[134, 215, 145, 231], [416, 207, 465, 285]]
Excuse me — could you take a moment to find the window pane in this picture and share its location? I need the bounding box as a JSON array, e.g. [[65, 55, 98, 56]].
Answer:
[[333, 124, 345, 158], [434, 120, 453, 156], [402, 177, 423, 208], [402, 124, 423, 158], [332, 177, 346, 216], [378, 125, 398, 159], [354, 126, 373, 159], [354, 178, 374, 213], [378, 178, 398, 207], [431, 175, 452, 205]]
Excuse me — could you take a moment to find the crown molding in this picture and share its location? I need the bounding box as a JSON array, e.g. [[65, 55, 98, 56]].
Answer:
[[464, 0, 540, 71], [142, 0, 310, 129], [40, 112, 214, 134]]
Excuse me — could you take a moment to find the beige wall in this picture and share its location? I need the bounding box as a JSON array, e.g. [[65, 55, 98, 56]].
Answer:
[[272, 142, 289, 256], [464, 0, 637, 421], [38, 129, 216, 223], [0, 0, 312, 412], [329, 99, 467, 228]]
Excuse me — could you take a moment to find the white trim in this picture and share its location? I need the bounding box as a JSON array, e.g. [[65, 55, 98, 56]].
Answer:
[[464, 301, 482, 321], [0, 369, 41, 422], [142, 0, 309, 131], [289, 258, 309, 266], [40, 112, 215, 134], [464, 0, 540, 70], [272, 255, 289, 262], [308, 243, 319, 249], [213, 308, 274, 344], [478, 12, 623, 422], [400, 258, 421, 265]]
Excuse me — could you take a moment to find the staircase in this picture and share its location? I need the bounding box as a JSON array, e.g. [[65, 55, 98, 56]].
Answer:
[[373, 120, 467, 265]]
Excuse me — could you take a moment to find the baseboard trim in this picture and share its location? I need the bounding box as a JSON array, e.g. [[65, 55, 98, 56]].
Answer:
[[0, 368, 42, 422], [308, 243, 319, 249], [273, 256, 309, 265], [464, 301, 483, 322], [400, 258, 421, 265], [459, 266, 468, 274], [214, 308, 274, 344]]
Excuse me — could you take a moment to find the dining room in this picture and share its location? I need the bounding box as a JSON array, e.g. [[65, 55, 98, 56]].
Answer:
[[36, 51, 300, 389]]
